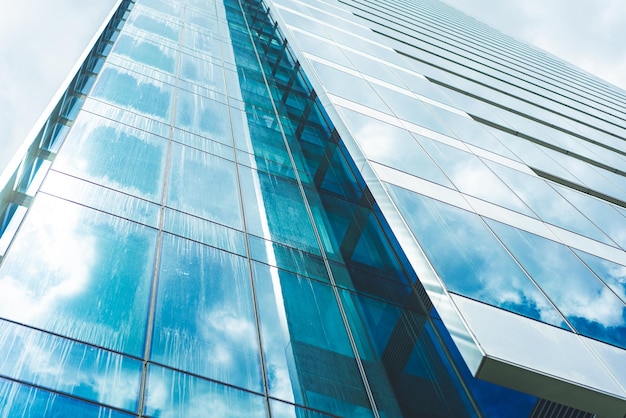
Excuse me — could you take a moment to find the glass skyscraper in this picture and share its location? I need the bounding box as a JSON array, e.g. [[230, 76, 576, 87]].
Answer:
[[0, 0, 625, 416]]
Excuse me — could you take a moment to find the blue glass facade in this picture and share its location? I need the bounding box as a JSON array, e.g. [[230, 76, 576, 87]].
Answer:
[[0, 0, 625, 416]]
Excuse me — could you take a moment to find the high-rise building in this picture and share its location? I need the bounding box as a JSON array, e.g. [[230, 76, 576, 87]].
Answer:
[[0, 0, 625, 416]]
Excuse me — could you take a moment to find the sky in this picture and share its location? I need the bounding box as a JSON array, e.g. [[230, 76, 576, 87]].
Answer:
[[1, 0, 625, 177]]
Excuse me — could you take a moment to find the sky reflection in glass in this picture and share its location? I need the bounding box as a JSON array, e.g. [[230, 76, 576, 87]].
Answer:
[[0, 194, 156, 356], [487, 219, 626, 348], [387, 184, 569, 329], [151, 234, 263, 392]]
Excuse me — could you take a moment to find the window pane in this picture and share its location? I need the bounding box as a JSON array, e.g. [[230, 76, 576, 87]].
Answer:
[[144, 365, 267, 417], [53, 112, 168, 202], [252, 262, 374, 417], [0, 377, 134, 418], [0, 320, 141, 411], [0, 194, 157, 356], [487, 219, 626, 349], [167, 143, 243, 229], [388, 185, 569, 329], [151, 234, 262, 392]]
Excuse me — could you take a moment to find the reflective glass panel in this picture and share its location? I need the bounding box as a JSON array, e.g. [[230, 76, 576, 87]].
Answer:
[[252, 262, 374, 417], [0, 194, 156, 356], [53, 112, 168, 202], [151, 234, 262, 392], [387, 185, 569, 328], [167, 143, 243, 229], [144, 365, 267, 417], [0, 377, 134, 418], [487, 219, 626, 348], [0, 320, 141, 411]]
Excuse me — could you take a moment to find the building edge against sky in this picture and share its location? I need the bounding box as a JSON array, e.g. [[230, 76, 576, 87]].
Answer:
[[0, 0, 625, 417]]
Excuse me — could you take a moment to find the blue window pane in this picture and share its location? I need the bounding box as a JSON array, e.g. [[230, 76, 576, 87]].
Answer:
[[92, 65, 173, 121], [339, 291, 482, 417], [163, 209, 246, 256], [41, 172, 162, 229], [0, 194, 157, 356], [270, 399, 336, 418], [113, 34, 177, 73], [0, 377, 134, 418], [151, 234, 262, 392], [0, 320, 141, 411], [144, 365, 267, 417], [252, 262, 374, 417], [487, 219, 626, 348], [130, 12, 181, 41], [388, 185, 569, 329], [182, 27, 222, 58], [175, 89, 232, 142], [334, 107, 452, 187], [574, 250, 626, 304], [239, 167, 321, 254], [417, 137, 534, 217], [53, 112, 168, 202], [167, 143, 243, 229], [180, 53, 226, 94], [485, 161, 614, 245]]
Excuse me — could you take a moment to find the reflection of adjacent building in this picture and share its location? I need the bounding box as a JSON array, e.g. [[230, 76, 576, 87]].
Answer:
[[0, 0, 625, 416]]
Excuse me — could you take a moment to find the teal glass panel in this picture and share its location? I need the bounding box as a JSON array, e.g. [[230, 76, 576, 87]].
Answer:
[[182, 27, 222, 58], [173, 128, 235, 157], [573, 250, 626, 304], [112, 33, 177, 74], [0, 378, 134, 418], [252, 262, 374, 417], [144, 365, 267, 417], [151, 234, 262, 392], [270, 400, 336, 418], [239, 166, 320, 254], [339, 290, 480, 417], [137, 0, 184, 17], [487, 220, 626, 348], [175, 90, 232, 142], [0, 320, 141, 411], [92, 65, 173, 122], [0, 194, 157, 356], [53, 112, 168, 202], [167, 143, 243, 229], [388, 185, 569, 328], [248, 235, 329, 282]]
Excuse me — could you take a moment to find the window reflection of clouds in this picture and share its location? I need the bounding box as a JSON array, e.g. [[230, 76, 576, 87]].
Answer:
[[387, 185, 569, 329], [0, 321, 141, 411], [0, 194, 156, 356], [485, 161, 615, 246], [145, 366, 267, 418], [335, 106, 452, 188], [487, 220, 626, 349], [417, 138, 535, 217], [53, 113, 168, 203], [151, 234, 262, 392], [574, 250, 626, 305]]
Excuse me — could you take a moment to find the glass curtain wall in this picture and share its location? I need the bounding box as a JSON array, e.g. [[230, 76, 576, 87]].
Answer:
[[0, 0, 541, 417]]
